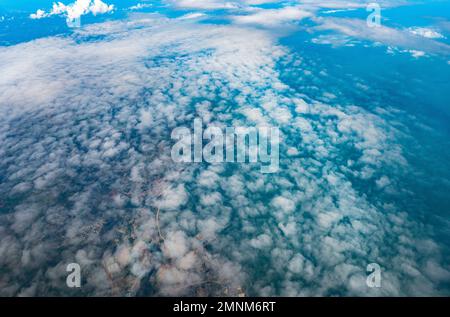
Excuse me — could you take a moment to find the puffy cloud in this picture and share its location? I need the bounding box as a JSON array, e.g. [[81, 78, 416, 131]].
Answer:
[[409, 49, 426, 59], [166, 0, 238, 10], [271, 195, 296, 213], [312, 17, 450, 56], [1, 11, 449, 297], [231, 6, 312, 27], [178, 12, 207, 20], [249, 233, 272, 249], [30, 0, 114, 22]]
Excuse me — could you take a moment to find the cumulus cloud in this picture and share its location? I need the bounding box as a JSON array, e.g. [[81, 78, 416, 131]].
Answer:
[[296, 0, 403, 10], [30, 9, 48, 20], [30, 0, 114, 22], [129, 3, 153, 11], [165, 0, 238, 10], [231, 6, 312, 27]]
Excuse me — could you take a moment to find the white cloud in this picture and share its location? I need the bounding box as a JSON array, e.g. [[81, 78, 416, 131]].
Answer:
[[409, 49, 426, 58], [271, 195, 296, 213], [30, 0, 114, 22], [249, 233, 273, 249], [30, 9, 47, 20], [296, 0, 402, 10], [129, 3, 153, 11], [157, 184, 188, 210], [231, 6, 312, 27], [312, 17, 450, 56], [408, 27, 445, 39], [178, 12, 207, 20], [166, 0, 238, 10], [0, 12, 448, 297]]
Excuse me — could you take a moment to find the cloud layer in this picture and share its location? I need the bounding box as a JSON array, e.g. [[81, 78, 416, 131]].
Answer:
[[30, 0, 114, 22], [2, 4, 450, 296]]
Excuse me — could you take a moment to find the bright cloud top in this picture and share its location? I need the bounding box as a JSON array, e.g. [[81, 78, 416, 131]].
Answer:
[[30, 0, 114, 22]]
